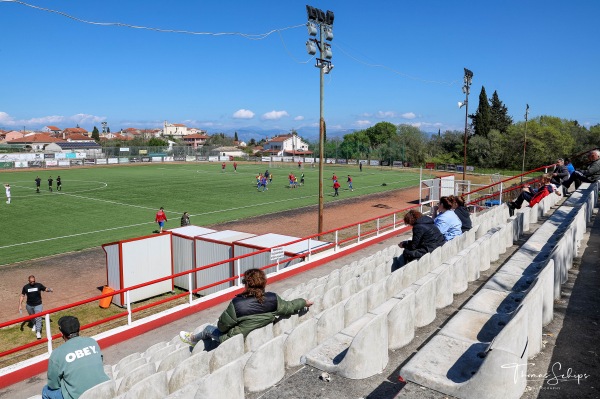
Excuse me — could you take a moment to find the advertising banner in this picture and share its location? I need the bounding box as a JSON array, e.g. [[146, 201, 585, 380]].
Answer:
[[15, 161, 29, 168], [46, 160, 58, 167], [0, 161, 13, 169], [28, 160, 43, 168], [446, 164, 457, 171], [75, 153, 86, 159], [196, 156, 208, 161], [108, 158, 119, 164], [0, 153, 34, 161], [393, 161, 403, 168], [96, 159, 107, 165], [174, 156, 186, 162], [151, 156, 162, 162], [139, 149, 148, 155], [70, 159, 84, 166], [65, 153, 76, 159], [369, 160, 380, 166], [425, 162, 435, 170], [218, 156, 229, 162], [381, 160, 390, 166], [208, 156, 219, 162], [163, 156, 174, 162], [337, 159, 347, 164], [44, 153, 55, 159], [272, 156, 282, 162], [305, 158, 315, 164], [84, 159, 96, 165], [325, 158, 335, 164], [141, 157, 151, 163], [119, 157, 130, 164], [466, 165, 475, 172], [120, 147, 130, 152], [55, 153, 66, 159], [185, 156, 196, 162], [282, 157, 293, 163], [261, 156, 271, 162], [58, 160, 70, 166]]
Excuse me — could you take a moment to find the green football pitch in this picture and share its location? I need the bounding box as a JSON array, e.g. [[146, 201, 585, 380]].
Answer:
[[0, 163, 428, 265]]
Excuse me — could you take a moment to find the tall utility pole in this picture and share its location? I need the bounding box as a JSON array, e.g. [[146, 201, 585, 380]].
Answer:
[[459, 68, 473, 181], [521, 104, 530, 182], [306, 5, 334, 234]]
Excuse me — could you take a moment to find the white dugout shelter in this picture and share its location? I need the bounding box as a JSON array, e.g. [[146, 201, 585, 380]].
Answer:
[[169, 225, 217, 291], [102, 233, 173, 307]]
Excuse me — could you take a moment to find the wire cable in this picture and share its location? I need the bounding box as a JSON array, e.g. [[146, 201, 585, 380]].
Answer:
[[0, 0, 303, 40], [277, 30, 315, 64], [332, 41, 459, 86]]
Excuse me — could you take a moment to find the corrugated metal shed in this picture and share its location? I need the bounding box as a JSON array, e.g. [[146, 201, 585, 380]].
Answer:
[[169, 225, 217, 290]]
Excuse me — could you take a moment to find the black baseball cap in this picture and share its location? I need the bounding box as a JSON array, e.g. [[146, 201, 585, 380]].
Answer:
[[58, 316, 80, 336]]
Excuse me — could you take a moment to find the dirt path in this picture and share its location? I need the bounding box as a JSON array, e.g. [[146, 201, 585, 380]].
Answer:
[[0, 171, 495, 324]]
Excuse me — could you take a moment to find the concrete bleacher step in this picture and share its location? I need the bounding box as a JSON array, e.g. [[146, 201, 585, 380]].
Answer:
[[302, 312, 388, 379], [79, 379, 116, 399], [167, 351, 212, 394], [244, 334, 287, 392], [401, 305, 529, 399], [115, 362, 156, 396], [123, 370, 168, 399]]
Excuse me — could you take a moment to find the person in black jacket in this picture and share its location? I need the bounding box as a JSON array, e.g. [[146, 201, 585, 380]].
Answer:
[[550, 158, 569, 186], [450, 195, 472, 232], [394, 209, 445, 271]]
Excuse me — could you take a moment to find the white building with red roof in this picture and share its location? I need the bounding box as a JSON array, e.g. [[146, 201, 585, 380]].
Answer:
[[262, 133, 312, 156], [7, 133, 66, 151]]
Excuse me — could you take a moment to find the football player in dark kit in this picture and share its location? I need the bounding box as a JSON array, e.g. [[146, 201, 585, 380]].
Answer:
[[56, 176, 62, 191], [35, 176, 41, 193], [48, 176, 54, 192]]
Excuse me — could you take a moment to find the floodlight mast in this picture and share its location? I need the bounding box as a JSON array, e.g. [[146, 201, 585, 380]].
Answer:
[[306, 5, 334, 235], [461, 68, 473, 181]]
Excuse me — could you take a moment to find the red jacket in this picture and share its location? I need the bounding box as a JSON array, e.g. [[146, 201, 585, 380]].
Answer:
[[155, 211, 167, 222], [333, 182, 341, 189]]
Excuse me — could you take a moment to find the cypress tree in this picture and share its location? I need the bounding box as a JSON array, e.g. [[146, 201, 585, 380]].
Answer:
[[470, 86, 492, 137], [489, 90, 513, 133]]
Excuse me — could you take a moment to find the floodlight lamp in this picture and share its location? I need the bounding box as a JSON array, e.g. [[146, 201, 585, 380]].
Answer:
[[324, 26, 333, 41], [458, 101, 465, 108], [307, 21, 318, 36], [324, 43, 332, 59], [306, 40, 317, 55], [325, 10, 335, 25], [316, 9, 326, 23], [306, 5, 318, 21], [462, 86, 467, 94], [325, 63, 334, 74], [464, 68, 473, 79]]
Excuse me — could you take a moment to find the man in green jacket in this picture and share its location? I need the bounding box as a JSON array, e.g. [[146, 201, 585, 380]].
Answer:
[[42, 316, 109, 399], [180, 268, 312, 345]]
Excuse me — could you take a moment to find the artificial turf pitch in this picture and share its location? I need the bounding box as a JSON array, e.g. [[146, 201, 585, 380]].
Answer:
[[0, 162, 425, 265]]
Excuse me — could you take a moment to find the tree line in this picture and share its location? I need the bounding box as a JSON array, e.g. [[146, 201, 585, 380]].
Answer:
[[313, 87, 599, 170]]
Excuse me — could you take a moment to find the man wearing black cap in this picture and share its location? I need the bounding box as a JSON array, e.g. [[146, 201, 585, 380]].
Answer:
[[42, 316, 110, 399]]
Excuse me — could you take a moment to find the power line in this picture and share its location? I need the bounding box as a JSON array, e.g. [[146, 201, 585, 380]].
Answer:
[[0, 0, 303, 40], [277, 30, 315, 64], [332, 41, 459, 86]]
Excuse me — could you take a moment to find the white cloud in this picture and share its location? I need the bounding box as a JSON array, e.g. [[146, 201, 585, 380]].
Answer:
[[233, 109, 255, 119], [355, 120, 371, 127], [0, 112, 106, 129], [360, 112, 373, 117], [262, 110, 289, 120], [401, 112, 416, 120], [294, 115, 304, 121], [410, 121, 443, 129], [376, 111, 397, 119]]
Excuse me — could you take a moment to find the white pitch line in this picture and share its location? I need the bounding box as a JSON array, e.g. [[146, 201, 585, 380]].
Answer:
[[1, 177, 421, 250], [53, 190, 187, 214]]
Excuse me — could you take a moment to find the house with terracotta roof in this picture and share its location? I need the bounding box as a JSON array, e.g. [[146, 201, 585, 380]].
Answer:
[[182, 133, 209, 149], [262, 133, 312, 156], [42, 126, 61, 135], [62, 127, 90, 138], [7, 133, 66, 151], [163, 121, 207, 140], [4, 131, 24, 142]]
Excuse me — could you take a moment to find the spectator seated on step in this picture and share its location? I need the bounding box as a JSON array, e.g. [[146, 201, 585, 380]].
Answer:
[[394, 209, 445, 271]]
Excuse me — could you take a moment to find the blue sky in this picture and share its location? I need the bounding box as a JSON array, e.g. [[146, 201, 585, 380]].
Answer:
[[1, 0, 599, 141]]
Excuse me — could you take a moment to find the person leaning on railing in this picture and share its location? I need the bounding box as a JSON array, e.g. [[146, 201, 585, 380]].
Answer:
[[179, 268, 312, 347], [561, 149, 600, 192], [395, 209, 445, 271]]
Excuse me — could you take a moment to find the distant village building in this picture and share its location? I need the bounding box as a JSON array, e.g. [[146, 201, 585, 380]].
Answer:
[[7, 133, 65, 151], [163, 121, 207, 140], [213, 146, 245, 158], [42, 125, 61, 135], [182, 133, 209, 149], [62, 127, 90, 139], [262, 133, 312, 156]]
